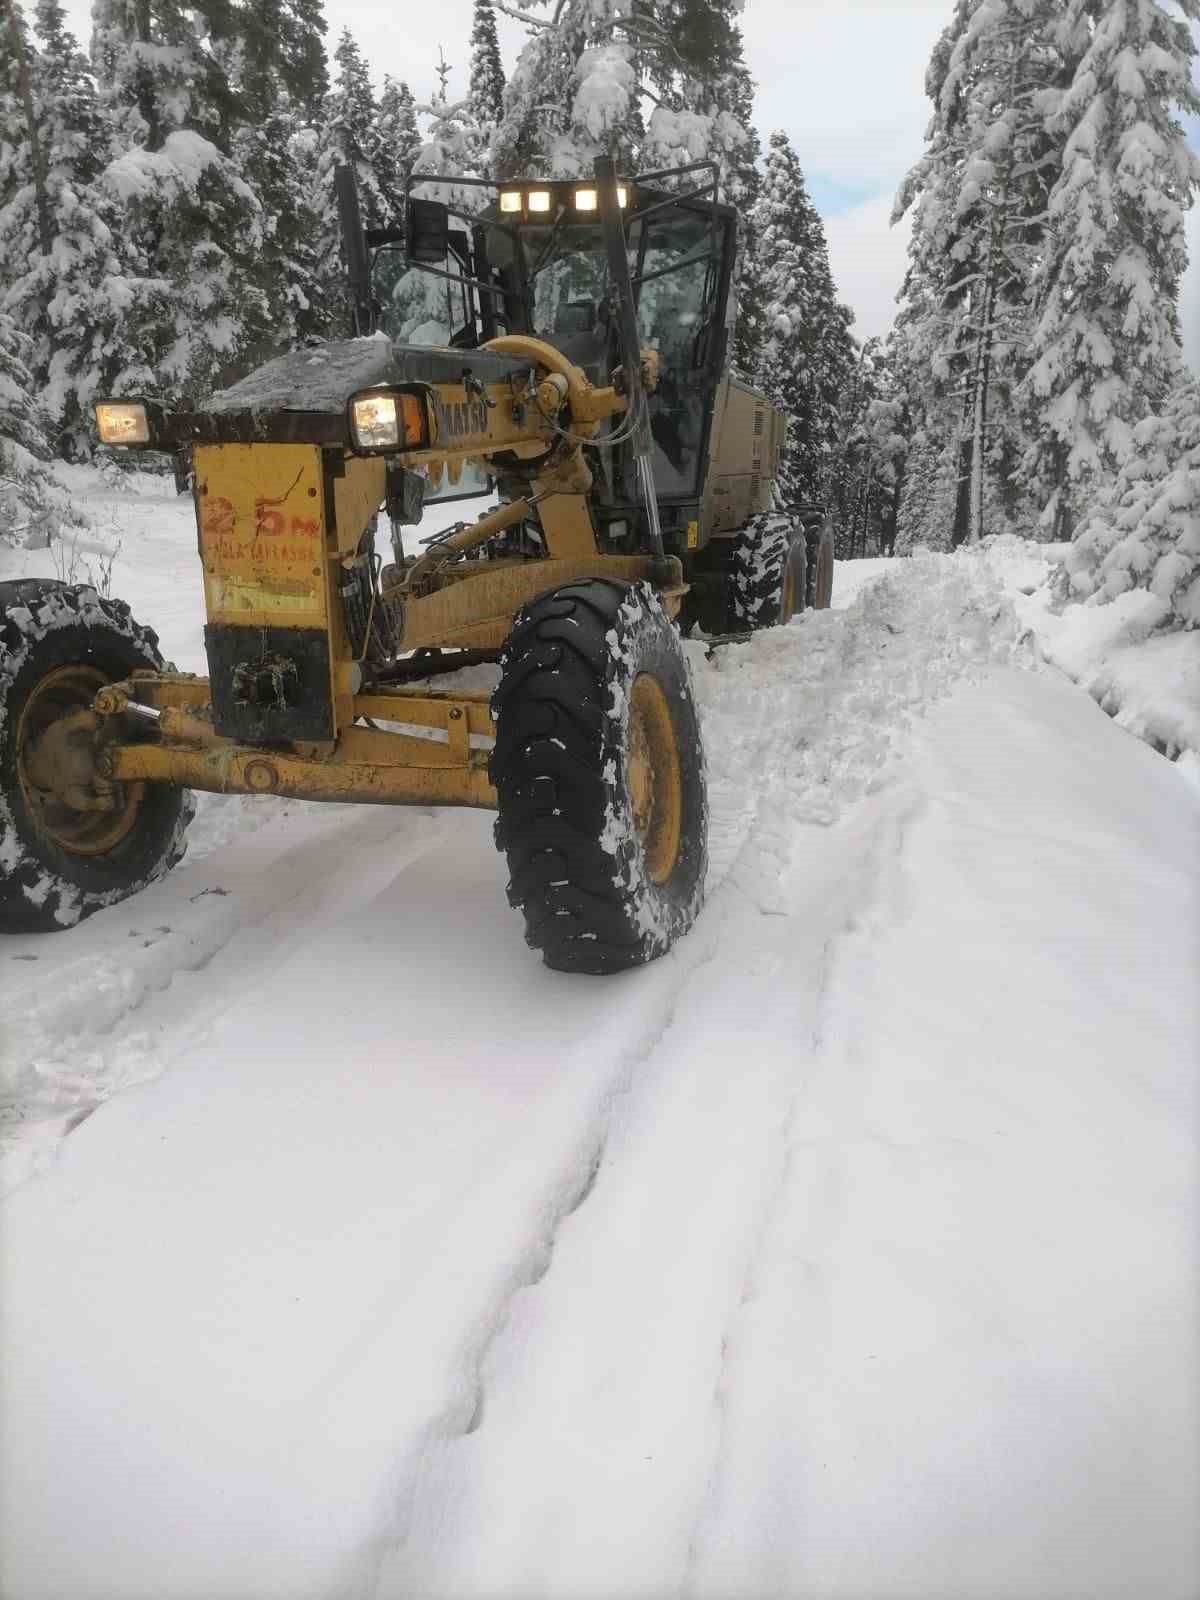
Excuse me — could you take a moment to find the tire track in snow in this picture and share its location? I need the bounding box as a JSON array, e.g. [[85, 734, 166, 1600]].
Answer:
[[371, 558, 1020, 1599], [0, 800, 450, 1195], [680, 788, 927, 1600], [341, 909, 732, 1600]]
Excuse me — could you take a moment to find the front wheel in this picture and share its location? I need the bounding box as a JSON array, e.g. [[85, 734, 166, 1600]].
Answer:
[[0, 580, 194, 933], [490, 580, 708, 975]]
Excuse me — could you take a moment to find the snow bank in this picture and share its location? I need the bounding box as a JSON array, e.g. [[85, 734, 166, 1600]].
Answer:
[[981, 535, 1200, 761]]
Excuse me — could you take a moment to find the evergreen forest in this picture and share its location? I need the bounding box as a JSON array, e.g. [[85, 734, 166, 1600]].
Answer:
[[1, 0, 1197, 627]]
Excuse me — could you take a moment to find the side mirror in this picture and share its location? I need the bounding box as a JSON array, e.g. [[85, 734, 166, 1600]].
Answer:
[[407, 198, 449, 265]]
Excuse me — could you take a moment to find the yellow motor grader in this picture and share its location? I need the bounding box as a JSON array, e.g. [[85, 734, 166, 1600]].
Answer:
[[0, 159, 834, 972]]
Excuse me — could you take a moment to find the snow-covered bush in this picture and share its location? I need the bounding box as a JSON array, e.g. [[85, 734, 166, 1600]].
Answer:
[[1062, 378, 1200, 628]]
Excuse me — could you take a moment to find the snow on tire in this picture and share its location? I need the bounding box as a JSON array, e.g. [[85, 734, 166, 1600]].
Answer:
[[728, 513, 806, 630], [0, 579, 195, 933], [490, 580, 708, 975]]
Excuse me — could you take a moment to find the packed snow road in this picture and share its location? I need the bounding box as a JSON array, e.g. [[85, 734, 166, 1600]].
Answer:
[[1, 512, 1197, 1600]]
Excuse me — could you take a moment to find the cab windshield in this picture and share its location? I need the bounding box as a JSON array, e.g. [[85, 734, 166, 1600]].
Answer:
[[372, 201, 724, 499], [519, 222, 612, 341]]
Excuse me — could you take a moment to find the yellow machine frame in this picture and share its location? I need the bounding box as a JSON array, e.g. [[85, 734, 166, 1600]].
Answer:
[[89, 337, 682, 814]]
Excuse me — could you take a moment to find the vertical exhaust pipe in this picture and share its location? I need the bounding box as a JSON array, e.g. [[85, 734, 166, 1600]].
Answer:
[[335, 163, 374, 337]]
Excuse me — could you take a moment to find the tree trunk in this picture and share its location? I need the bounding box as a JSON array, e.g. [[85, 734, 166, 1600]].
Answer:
[[884, 459, 903, 556], [951, 417, 973, 548]]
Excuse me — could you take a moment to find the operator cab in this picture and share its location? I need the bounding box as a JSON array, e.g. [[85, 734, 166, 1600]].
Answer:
[[365, 174, 739, 525]]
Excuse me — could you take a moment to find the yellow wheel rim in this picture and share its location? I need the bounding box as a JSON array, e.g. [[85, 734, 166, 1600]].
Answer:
[[626, 672, 683, 886], [16, 664, 144, 857]]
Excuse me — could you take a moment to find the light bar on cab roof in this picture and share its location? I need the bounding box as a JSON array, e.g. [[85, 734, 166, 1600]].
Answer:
[[499, 183, 629, 217]]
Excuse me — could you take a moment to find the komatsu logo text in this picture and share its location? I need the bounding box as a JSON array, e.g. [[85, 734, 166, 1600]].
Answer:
[[430, 394, 490, 443]]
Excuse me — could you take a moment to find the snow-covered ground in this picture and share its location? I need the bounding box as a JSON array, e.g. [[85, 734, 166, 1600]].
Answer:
[[1, 475, 1197, 1600]]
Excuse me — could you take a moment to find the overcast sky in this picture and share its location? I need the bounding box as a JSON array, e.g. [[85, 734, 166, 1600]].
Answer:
[[52, 0, 1200, 366]]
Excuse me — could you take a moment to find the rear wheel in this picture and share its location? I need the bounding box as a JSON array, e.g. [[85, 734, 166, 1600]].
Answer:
[[0, 580, 194, 933], [728, 513, 807, 630], [491, 580, 708, 974]]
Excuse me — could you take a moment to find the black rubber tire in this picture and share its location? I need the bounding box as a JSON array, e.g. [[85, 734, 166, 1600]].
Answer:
[[0, 579, 195, 933], [806, 519, 836, 610], [490, 580, 708, 975], [727, 513, 807, 630]]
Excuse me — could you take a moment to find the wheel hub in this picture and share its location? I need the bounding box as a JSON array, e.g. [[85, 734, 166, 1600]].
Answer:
[[626, 672, 683, 885], [16, 665, 144, 856]]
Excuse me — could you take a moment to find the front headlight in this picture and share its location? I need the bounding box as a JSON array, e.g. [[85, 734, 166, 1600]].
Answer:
[[95, 401, 150, 446], [351, 394, 401, 450], [347, 388, 428, 454]]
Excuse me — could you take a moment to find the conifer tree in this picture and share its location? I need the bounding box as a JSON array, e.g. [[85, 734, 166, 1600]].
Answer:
[[1063, 375, 1200, 627], [209, 0, 327, 354], [0, 310, 60, 546], [314, 28, 399, 334], [320, 29, 392, 226], [233, 105, 330, 355], [895, 0, 1066, 547], [468, 0, 505, 134], [494, 0, 641, 178], [641, 0, 757, 199], [234, 0, 328, 126], [377, 76, 421, 203], [0, 2, 151, 452], [1020, 0, 1200, 537], [0, 1, 51, 252], [751, 131, 856, 508], [412, 53, 482, 214], [87, 0, 269, 402]]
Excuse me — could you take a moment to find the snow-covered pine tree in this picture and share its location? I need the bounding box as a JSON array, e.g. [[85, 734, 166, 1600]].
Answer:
[[468, 0, 505, 150], [1021, 0, 1199, 543], [0, 309, 62, 546], [855, 340, 910, 557], [1063, 375, 1200, 627], [0, 0, 136, 455], [234, 0, 328, 127], [751, 130, 856, 509], [376, 76, 421, 205], [224, 0, 330, 350], [89, 0, 269, 404], [233, 106, 331, 355], [318, 29, 393, 228], [640, 0, 757, 197], [895, 0, 1065, 547], [494, 0, 641, 179], [0, 1, 51, 254], [411, 51, 483, 217], [313, 28, 400, 336]]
